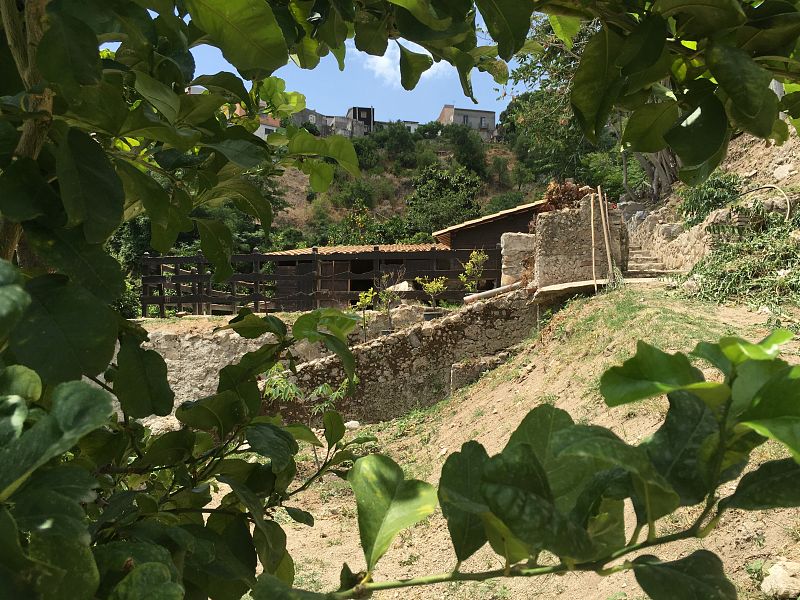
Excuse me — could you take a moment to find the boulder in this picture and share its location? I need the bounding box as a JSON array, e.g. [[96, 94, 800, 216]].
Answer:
[[762, 560, 800, 599]]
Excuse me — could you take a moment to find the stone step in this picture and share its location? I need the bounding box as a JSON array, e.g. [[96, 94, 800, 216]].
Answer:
[[628, 258, 662, 266], [623, 269, 678, 278]]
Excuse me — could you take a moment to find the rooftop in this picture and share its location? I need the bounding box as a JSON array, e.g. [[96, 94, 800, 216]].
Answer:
[[267, 243, 450, 257], [432, 200, 545, 240]]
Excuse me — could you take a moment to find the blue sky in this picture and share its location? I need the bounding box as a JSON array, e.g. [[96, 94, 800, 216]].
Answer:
[[192, 43, 519, 123]]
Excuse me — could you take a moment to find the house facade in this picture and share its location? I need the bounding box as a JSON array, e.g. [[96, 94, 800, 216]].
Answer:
[[437, 104, 496, 141], [347, 106, 376, 133]]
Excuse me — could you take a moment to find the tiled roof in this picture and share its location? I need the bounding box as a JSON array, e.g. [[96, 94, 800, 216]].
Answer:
[[267, 243, 450, 257], [432, 200, 545, 239]]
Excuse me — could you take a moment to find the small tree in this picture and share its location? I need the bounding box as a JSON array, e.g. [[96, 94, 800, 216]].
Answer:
[[375, 268, 406, 330], [458, 249, 489, 293], [415, 275, 448, 308], [355, 287, 376, 341]]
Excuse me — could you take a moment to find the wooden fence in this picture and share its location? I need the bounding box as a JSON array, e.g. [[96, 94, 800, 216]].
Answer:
[[139, 248, 501, 317]]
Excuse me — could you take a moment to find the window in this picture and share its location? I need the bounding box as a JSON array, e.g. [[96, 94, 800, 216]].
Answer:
[[462, 114, 469, 125], [309, 114, 316, 124], [360, 109, 368, 119], [480, 116, 486, 128]]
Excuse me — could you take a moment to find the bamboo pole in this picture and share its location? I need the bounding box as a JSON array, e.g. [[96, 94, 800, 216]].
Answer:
[[590, 193, 597, 292], [597, 186, 614, 283]]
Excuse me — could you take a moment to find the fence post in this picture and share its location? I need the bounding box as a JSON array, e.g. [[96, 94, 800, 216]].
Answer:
[[312, 246, 320, 309], [140, 252, 150, 317], [252, 248, 260, 313]]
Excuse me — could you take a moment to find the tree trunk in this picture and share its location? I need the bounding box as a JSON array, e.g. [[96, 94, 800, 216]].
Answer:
[[0, 0, 53, 261]]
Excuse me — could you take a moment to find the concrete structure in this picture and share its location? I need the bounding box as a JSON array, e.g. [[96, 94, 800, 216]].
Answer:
[[291, 108, 332, 136], [437, 104, 496, 140], [347, 106, 376, 133], [327, 114, 366, 137]]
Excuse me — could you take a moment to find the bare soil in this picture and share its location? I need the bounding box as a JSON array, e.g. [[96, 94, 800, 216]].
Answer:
[[283, 285, 800, 599]]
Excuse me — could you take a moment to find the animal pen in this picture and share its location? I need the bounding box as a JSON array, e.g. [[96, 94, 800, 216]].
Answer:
[[139, 244, 501, 317]]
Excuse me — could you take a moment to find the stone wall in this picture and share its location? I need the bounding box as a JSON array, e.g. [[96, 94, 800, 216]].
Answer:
[[283, 289, 551, 422], [501, 232, 536, 286], [533, 200, 628, 287], [143, 304, 433, 408]]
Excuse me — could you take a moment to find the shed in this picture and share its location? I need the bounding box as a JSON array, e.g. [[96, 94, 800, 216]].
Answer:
[[433, 201, 546, 249]]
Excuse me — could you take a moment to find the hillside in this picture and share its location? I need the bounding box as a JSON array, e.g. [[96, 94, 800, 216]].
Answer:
[[282, 285, 800, 599]]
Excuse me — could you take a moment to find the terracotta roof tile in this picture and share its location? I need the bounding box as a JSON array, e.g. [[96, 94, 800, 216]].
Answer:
[[267, 243, 450, 257]]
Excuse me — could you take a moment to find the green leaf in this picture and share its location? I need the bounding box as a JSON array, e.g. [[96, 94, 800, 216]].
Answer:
[[10, 276, 117, 384], [707, 42, 773, 119], [202, 178, 272, 238], [548, 15, 581, 50], [633, 550, 736, 599], [113, 335, 174, 418], [438, 440, 489, 561], [176, 390, 248, 438], [301, 160, 334, 193], [0, 260, 30, 340], [283, 423, 323, 448], [251, 573, 326, 599], [24, 223, 124, 303], [644, 392, 718, 505], [348, 454, 437, 571], [195, 218, 234, 283], [622, 101, 680, 153], [474, 0, 534, 60], [0, 157, 55, 222], [505, 405, 593, 512], [570, 28, 624, 143], [0, 365, 41, 402], [730, 358, 789, 417], [94, 541, 179, 598], [600, 341, 707, 406], [287, 130, 360, 177], [184, 0, 288, 79], [284, 506, 314, 527], [56, 128, 124, 243], [11, 465, 99, 542], [481, 511, 532, 564], [109, 563, 184, 600], [721, 458, 800, 510], [191, 71, 251, 108], [134, 72, 180, 124], [398, 43, 432, 90], [387, 0, 451, 31], [616, 16, 667, 76], [718, 330, 792, 364], [481, 442, 594, 560], [322, 410, 345, 448], [36, 12, 100, 96], [664, 94, 729, 170], [28, 534, 100, 600], [292, 308, 359, 343], [177, 93, 227, 125], [0, 381, 113, 501], [138, 429, 196, 467], [220, 308, 287, 339], [354, 20, 388, 56], [691, 342, 733, 378], [553, 426, 679, 524], [204, 127, 271, 168], [653, 0, 746, 37], [246, 423, 299, 473]]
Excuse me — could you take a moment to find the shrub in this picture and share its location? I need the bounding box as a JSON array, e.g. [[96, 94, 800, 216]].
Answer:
[[579, 150, 647, 201], [677, 171, 744, 227], [491, 155, 511, 187], [352, 136, 380, 170], [404, 164, 482, 235], [417, 121, 444, 139], [415, 142, 438, 169], [442, 123, 487, 176], [483, 191, 526, 215]]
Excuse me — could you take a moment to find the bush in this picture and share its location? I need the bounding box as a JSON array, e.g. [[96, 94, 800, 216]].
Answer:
[[677, 171, 744, 227], [483, 190, 526, 215], [491, 155, 511, 187], [404, 164, 482, 235], [417, 121, 443, 139], [442, 123, 487, 177], [352, 136, 380, 170], [414, 142, 438, 169], [578, 151, 647, 201], [371, 121, 416, 156]]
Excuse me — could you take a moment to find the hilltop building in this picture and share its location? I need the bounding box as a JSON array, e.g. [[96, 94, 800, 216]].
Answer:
[[437, 104, 496, 141]]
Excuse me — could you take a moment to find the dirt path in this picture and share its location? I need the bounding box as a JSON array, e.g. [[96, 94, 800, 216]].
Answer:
[[283, 285, 800, 599]]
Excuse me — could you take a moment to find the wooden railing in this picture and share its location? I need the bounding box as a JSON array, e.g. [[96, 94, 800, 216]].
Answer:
[[139, 248, 501, 317]]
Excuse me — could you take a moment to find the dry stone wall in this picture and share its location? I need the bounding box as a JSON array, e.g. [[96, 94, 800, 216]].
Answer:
[[143, 304, 431, 408], [282, 289, 550, 423], [501, 233, 535, 286], [534, 200, 628, 287]]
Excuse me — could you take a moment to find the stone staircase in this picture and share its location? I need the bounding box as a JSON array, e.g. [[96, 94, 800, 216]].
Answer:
[[625, 245, 676, 278]]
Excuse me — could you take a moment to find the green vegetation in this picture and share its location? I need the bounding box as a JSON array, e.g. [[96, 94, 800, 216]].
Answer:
[[677, 171, 744, 227], [2, 0, 800, 598]]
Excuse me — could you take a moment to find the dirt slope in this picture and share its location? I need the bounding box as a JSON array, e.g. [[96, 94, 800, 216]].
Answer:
[[284, 284, 800, 599]]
